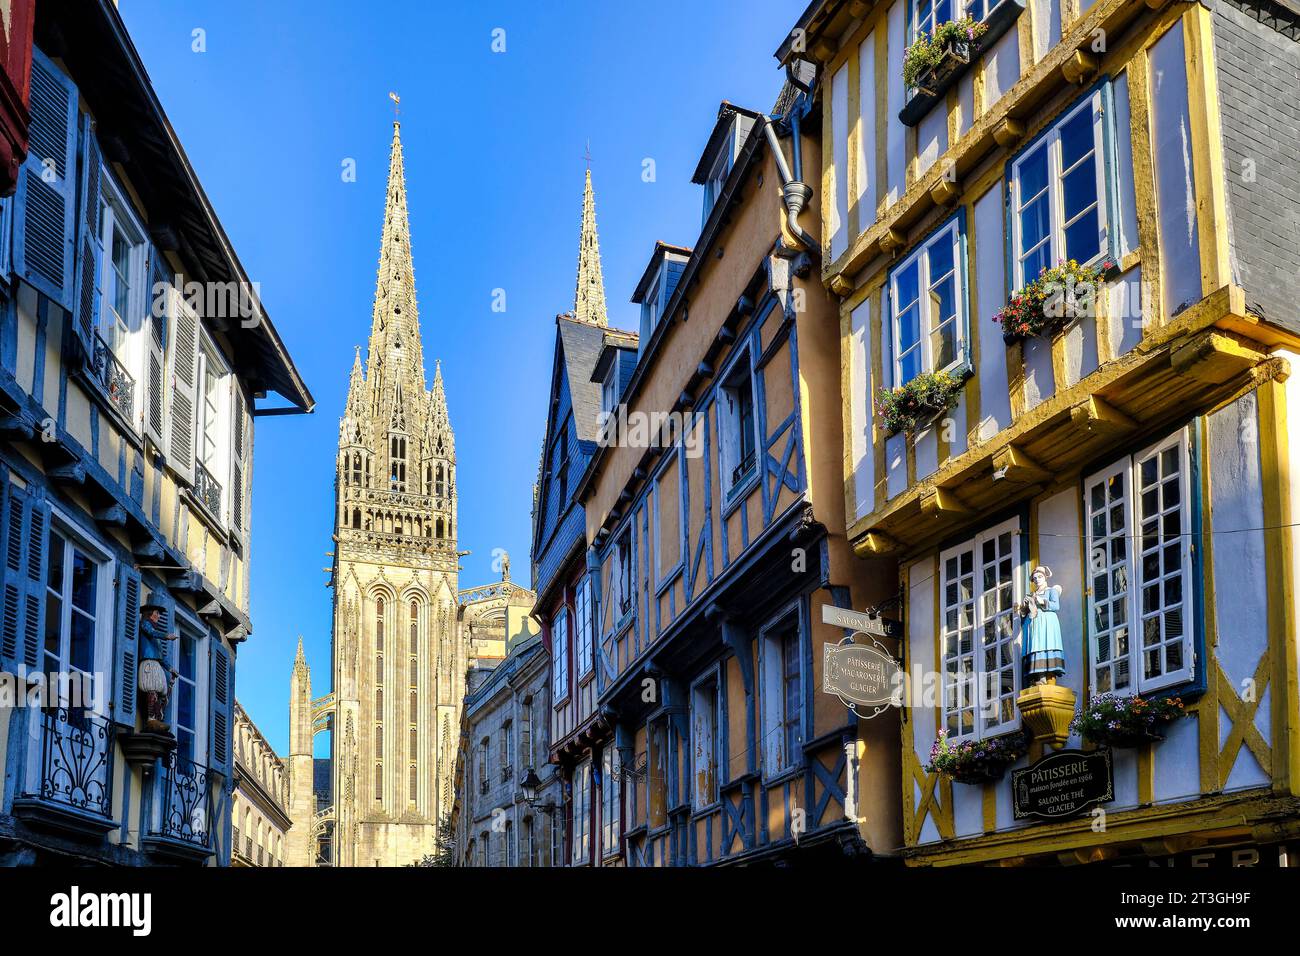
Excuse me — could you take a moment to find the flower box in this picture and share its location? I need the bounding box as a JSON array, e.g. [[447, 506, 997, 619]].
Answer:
[[899, 2, 1026, 127], [875, 368, 966, 437], [1070, 693, 1186, 749], [994, 259, 1112, 344], [927, 729, 1029, 785]]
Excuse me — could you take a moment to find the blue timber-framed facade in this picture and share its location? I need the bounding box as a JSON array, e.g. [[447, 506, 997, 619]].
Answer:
[[572, 84, 902, 868], [0, 0, 312, 867]]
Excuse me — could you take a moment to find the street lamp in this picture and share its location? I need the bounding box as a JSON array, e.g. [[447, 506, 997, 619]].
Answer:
[[520, 767, 558, 815]]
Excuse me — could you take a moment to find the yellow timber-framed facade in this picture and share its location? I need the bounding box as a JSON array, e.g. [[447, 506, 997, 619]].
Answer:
[[782, 0, 1300, 866]]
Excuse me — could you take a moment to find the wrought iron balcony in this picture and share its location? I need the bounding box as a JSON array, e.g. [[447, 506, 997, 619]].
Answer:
[[91, 334, 135, 423], [193, 460, 223, 522], [149, 750, 212, 854], [18, 707, 115, 829]]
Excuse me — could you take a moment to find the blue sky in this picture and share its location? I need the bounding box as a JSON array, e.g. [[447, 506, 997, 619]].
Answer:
[[119, 0, 798, 753]]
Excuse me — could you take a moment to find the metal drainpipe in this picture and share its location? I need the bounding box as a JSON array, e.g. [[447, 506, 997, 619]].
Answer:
[[761, 109, 816, 255]]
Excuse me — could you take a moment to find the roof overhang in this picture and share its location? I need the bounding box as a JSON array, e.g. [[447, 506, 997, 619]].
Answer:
[[39, 1, 314, 413], [690, 101, 762, 184]]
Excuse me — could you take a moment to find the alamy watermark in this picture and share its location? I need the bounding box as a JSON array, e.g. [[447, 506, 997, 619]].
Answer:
[[597, 404, 705, 458], [0, 667, 105, 712], [151, 273, 263, 328]]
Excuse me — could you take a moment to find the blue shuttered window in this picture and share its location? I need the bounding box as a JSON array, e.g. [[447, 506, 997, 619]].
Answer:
[[209, 639, 233, 775], [14, 48, 79, 316], [74, 116, 103, 367], [111, 564, 141, 727], [0, 479, 50, 672]]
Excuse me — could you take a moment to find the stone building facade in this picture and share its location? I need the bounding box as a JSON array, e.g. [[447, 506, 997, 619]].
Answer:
[[232, 702, 291, 867], [451, 633, 562, 867]]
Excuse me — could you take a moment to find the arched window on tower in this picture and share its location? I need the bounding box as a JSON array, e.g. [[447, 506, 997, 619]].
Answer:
[[425, 463, 433, 496], [352, 508, 361, 529], [375, 723, 383, 756], [390, 435, 407, 491]]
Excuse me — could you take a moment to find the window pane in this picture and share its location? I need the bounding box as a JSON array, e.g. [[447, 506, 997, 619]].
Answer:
[[1059, 108, 1094, 170]]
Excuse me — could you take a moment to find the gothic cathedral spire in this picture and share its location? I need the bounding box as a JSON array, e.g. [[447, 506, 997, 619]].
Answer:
[[573, 168, 608, 327]]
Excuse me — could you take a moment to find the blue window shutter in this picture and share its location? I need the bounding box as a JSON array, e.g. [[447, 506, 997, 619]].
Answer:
[[14, 48, 78, 314], [73, 119, 103, 367], [1, 481, 48, 672], [111, 563, 141, 727], [209, 639, 232, 776]]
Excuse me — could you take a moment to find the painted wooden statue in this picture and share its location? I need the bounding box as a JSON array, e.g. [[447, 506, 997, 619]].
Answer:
[[1020, 565, 1064, 685], [138, 602, 180, 733]]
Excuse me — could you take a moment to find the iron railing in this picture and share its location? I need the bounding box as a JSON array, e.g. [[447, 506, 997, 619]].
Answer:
[[91, 334, 135, 422], [153, 750, 212, 849], [193, 460, 223, 521], [32, 707, 114, 819]]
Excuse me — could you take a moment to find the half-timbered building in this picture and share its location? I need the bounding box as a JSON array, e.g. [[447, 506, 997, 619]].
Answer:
[[785, 0, 1300, 866], [0, 0, 312, 866], [575, 85, 901, 867]]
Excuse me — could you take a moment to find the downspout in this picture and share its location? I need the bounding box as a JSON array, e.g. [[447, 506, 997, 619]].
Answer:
[[761, 107, 816, 256]]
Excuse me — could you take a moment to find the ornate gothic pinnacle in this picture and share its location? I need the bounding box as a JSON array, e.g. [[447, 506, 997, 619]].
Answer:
[[573, 168, 608, 327]]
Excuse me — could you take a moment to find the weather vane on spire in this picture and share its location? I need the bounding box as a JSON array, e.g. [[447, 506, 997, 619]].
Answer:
[[389, 91, 401, 121], [584, 139, 592, 169]]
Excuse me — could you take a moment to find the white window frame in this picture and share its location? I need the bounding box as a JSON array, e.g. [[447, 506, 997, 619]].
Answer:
[[701, 123, 737, 222], [551, 606, 569, 701], [40, 511, 114, 709], [888, 217, 966, 389], [759, 605, 804, 780], [939, 516, 1023, 742], [1084, 429, 1195, 695], [170, 617, 208, 766], [719, 345, 760, 500], [97, 168, 148, 429], [571, 757, 591, 865], [614, 529, 632, 617], [1010, 89, 1111, 291], [575, 577, 593, 679], [639, 273, 662, 342], [601, 365, 618, 418], [908, 0, 956, 44]]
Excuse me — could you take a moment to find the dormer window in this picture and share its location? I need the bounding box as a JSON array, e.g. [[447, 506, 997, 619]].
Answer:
[[601, 364, 618, 418], [700, 136, 734, 224], [639, 274, 662, 343]]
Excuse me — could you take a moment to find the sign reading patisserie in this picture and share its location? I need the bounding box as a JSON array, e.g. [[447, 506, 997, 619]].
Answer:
[[1012, 748, 1114, 821], [822, 636, 902, 718]]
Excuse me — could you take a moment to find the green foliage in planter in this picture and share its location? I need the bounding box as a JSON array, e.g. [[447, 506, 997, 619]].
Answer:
[[994, 258, 1112, 342], [1069, 692, 1185, 748], [927, 729, 1029, 784], [902, 18, 988, 89], [875, 370, 964, 436]]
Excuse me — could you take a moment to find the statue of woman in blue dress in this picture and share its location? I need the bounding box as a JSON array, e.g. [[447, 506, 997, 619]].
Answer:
[[1021, 566, 1064, 685]]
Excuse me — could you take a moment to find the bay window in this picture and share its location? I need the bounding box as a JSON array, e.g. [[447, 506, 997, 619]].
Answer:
[[888, 216, 966, 388], [939, 517, 1021, 741], [1010, 88, 1113, 290], [1085, 430, 1195, 695]]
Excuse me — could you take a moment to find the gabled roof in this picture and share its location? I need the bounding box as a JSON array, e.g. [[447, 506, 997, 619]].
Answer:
[[632, 241, 692, 304], [556, 314, 611, 446], [691, 101, 762, 184]]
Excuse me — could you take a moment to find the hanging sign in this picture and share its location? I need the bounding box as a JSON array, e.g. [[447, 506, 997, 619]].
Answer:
[[821, 605, 901, 639], [1012, 748, 1114, 822], [822, 635, 903, 719]]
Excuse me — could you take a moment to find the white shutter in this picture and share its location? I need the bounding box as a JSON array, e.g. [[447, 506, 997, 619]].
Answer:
[[230, 384, 249, 541], [1084, 458, 1133, 694], [15, 48, 79, 314], [1134, 432, 1194, 691], [144, 246, 170, 450], [168, 290, 200, 485]]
